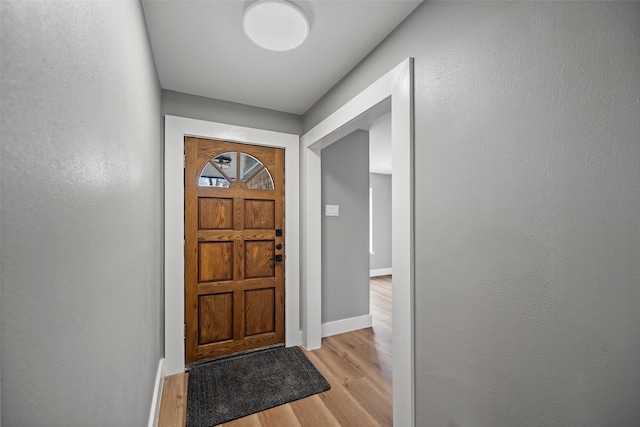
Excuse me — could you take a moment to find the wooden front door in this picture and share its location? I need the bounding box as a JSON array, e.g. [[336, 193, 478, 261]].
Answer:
[[184, 137, 285, 363]]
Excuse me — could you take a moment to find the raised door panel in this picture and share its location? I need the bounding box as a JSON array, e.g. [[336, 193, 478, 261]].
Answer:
[[245, 240, 275, 279], [199, 293, 233, 344], [244, 200, 275, 230], [199, 198, 233, 230], [199, 241, 233, 282], [245, 288, 275, 336]]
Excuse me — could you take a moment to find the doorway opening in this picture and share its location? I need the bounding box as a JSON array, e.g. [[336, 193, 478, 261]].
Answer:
[[300, 58, 414, 426]]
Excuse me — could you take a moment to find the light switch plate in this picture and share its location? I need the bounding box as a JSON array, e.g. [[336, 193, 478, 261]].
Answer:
[[325, 204, 339, 216]]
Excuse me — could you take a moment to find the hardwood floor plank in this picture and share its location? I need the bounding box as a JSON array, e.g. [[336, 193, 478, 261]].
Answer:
[[256, 404, 302, 427], [325, 335, 392, 400], [316, 383, 382, 427], [158, 373, 188, 427], [304, 350, 382, 427], [343, 377, 393, 427], [310, 342, 365, 384], [289, 395, 341, 427]]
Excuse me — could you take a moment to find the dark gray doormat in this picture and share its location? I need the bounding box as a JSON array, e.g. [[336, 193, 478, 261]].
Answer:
[[186, 346, 331, 427]]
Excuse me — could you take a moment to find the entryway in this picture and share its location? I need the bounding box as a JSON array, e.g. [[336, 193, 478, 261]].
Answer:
[[164, 57, 414, 425], [164, 117, 300, 374]]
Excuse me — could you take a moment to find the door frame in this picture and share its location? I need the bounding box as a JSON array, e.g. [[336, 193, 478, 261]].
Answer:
[[300, 58, 414, 426], [164, 116, 299, 375]]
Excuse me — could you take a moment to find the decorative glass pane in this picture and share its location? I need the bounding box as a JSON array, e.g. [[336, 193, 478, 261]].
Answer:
[[240, 153, 263, 181], [199, 152, 238, 187], [213, 152, 237, 181], [199, 161, 231, 188], [246, 168, 274, 190]]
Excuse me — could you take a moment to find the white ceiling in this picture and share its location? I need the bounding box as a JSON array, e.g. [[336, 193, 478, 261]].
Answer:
[[142, 0, 421, 115]]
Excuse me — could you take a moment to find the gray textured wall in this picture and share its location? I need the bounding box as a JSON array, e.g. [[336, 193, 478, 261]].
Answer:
[[162, 89, 303, 135], [306, 2, 640, 425], [1, 2, 163, 426], [321, 131, 370, 324], [370, 173, 392, 271]]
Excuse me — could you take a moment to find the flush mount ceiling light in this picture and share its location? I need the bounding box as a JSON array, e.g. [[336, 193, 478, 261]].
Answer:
[[242, 0, 309, 51]]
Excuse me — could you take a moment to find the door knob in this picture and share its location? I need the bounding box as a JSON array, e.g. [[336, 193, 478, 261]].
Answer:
[[276, 243, 283, 250]]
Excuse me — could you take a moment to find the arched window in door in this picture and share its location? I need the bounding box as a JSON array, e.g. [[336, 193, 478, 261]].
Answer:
[[198, 151, 274, 190]]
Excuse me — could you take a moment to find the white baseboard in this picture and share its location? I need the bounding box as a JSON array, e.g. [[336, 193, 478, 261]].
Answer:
[[321, 314, 373, 337], [370, 268, 392, 277], [148, 358, 165, 427]]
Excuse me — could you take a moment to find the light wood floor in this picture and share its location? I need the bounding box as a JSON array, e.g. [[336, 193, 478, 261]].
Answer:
[[158, 275, 393, 427]]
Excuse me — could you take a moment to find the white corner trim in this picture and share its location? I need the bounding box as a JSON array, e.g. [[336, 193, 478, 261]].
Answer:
[[321, 314, 373, 338], [370, 268, 392, 277], [147, 358, 165, 427], [301, 62, 404, 150], [164, 115, 301, 376]]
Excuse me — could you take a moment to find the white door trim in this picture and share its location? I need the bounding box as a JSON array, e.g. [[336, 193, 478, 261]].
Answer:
[[300, 58, 415, 427], [164, 115, 300, 376]]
